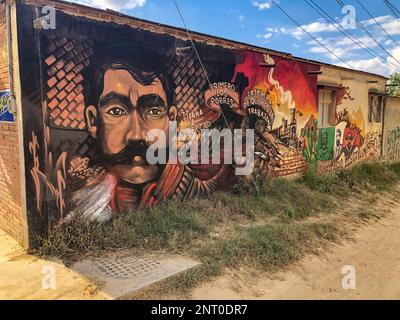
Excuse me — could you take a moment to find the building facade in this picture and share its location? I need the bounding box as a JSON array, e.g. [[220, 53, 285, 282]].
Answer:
[[0, 0, 398, 248]]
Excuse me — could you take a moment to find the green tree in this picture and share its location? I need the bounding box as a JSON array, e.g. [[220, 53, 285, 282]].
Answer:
[[387, 73, 400, 96]]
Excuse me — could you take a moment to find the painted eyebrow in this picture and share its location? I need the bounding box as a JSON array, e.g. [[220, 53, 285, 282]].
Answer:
[[99, 92, 133, 110], [137, 94, 166, 110]]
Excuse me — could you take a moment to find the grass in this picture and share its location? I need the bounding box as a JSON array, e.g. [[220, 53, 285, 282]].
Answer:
[[301, 161, 400, 193], [199, 222, 339, 271], [34, 161, 400, 298]]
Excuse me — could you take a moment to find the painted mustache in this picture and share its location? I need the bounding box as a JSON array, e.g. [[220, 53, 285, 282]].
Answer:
[[100, 140, 149, 166]]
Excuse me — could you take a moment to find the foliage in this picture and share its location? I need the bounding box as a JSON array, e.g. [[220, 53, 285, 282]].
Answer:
[[387, 73, 400, 97], [34, 162, 400, 297]]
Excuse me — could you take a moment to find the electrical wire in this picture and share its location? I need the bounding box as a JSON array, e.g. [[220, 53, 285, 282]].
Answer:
[[304, 0, 400, 72], [383, 0, 400, 25], [172, 0, 260, 186], [270, 0, 354, 69], [356, 0, 400, 48], [336, 0, 400, 67], [172, 0, 239, 133]]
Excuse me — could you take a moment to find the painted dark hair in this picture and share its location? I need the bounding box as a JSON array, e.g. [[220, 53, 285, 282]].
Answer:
[[83, 43, 174, 109]]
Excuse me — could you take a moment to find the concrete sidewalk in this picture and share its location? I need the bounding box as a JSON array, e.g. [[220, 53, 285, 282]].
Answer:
[[0, 228, 110, 300]]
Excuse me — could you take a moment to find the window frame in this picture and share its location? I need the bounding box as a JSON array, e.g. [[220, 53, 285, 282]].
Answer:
[[368, 94, 383, 123], [318, 89, 336, 128]]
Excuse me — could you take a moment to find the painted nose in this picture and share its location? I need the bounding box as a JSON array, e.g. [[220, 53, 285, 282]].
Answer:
[[126, 110, 145, 142]]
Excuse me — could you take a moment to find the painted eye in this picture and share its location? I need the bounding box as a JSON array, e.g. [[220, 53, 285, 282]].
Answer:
[[107, 107, 127, 117], [146, 107, 165, 118]]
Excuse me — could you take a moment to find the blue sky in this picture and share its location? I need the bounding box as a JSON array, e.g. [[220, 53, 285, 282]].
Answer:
[[70, 0, 400, 76]]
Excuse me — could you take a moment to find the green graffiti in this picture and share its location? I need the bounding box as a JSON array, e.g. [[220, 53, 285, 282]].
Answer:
[[317, 127, 334, 161], [301, 117, 318, 163], [0, 94, 10, 110]]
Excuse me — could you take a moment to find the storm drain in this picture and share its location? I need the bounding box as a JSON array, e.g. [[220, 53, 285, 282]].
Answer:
[[72, 254, 200, 298], [92, 257, 161, 279]]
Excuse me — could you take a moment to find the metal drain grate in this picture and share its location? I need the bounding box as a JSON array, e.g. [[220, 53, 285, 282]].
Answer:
[[92, 257, 161, 279]]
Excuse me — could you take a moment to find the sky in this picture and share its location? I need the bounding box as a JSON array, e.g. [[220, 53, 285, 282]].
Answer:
[[68, 0, 400, 77]]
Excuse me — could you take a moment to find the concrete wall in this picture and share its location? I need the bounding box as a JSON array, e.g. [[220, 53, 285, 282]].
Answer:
[[13, 0, 389, 246], [0, 2, 26, 246], [383, 97, 400, 163], [16, 2, 323, 244]]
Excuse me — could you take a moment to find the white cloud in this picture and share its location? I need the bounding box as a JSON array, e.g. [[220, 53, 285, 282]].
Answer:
[[362, 15, 393, 27], [257, 32, 273, 39], [266, 27, 289, 34], [252, 1, 272, 10], [387, 47, 400, 73], [293, 20, 341, 39], [273, 15, 400, 40], [333, 35, 380, 48], [306, 34, 383, 62], [308, 41, 349, 62], [68, 0, 146, 11], [381, 18, 400, 36], [337, 57, 391, 76], [335, 47, 400, 76], [264, 19, 341, 40], [360, 14, 400, 37], [256, 12, 400, 76]]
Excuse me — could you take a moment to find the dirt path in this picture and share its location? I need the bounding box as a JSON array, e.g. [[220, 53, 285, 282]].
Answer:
[[0, 229, 110, 300], [1, 189, 399, 300], [192, 194, 400, 300]]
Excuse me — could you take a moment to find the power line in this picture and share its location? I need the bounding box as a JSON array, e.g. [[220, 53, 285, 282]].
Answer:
[[383, 0, 400, 24], [356, 0, 400, 48], [336, 0, 400, 67], [173, 0, 269, 193], [306, 0, 399, 69], [269, 0, 355, 69], [303, 0, 400, 72], [172, 0, 212, 87], [386, 0, 400, 16], [171, 0, 244, 154]]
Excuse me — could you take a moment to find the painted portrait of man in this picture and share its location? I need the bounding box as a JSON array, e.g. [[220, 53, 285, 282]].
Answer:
[[66, 43, 232, 221], [342, 126, 362, 159], [317, 128, 333, 161], [84, 44, 176, 188]]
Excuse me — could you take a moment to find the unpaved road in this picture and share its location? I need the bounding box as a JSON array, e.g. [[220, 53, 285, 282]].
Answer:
[[0, 229, 110, 300], [192, 194, 400, 300], [1, 189, 399, 300]]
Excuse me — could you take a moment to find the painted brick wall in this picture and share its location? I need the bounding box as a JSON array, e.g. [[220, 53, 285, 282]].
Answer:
[[383, 97, 400, 163], [0, 4, 24, 244], [0, 6, 9, 89], [273, 151, 309, 177]]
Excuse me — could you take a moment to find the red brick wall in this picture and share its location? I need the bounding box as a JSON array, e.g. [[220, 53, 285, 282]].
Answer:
[[273, 150, 309, 177], [0, 4, 25, 245], [0, 5, 9, 89]]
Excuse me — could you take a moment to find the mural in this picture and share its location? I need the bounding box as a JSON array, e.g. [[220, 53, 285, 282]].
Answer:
[[0, 90, 13, 122], [0, 29, 5, 66], [387, 127, 400, 162], [16, 4, 320, 236], [317, 86, 382, 173], [0, 12, 12, 122], [233, 51, 320, 177]]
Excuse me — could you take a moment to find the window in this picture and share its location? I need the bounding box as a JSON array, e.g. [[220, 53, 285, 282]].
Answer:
[[368, 95, 383, 123], [318, 89, 336, 127]]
